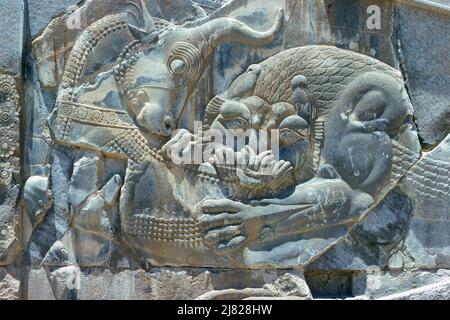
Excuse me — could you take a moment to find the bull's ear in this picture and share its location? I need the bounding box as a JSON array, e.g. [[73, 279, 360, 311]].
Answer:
[[126, 0, 154, 32], [128, 24, 148, 39], [128, 24, 159, 43]]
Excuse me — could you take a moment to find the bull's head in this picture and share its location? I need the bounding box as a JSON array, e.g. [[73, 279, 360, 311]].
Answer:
[[122, 2, 284, 137]]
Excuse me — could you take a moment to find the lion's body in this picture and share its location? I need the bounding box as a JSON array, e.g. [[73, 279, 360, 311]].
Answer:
[[255, 45, 403, 117]]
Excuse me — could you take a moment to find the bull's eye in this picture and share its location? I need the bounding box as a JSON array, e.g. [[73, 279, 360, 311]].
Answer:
[[170, 59, 186, 75]]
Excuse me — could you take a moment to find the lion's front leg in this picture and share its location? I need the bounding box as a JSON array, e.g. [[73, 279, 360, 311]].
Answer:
[[198, 164, 374, 256]]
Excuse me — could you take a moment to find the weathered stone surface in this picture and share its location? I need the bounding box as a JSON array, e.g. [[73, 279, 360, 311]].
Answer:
[[364, 269, 450, 299], [211, 0, 397, 99], [196, 273, 312, 300], [28, 0, 80, 38], [28, 0, 209, 39], [20, 0, 445, 288], [0, 0, 24, 74], [396, 3, 450, 148], [378, 278, 450, 300], [307, 268, 450, 299], [0, 267, 21, 300], [26, 267, 307, 300], [305, 270, 366, 299], [26, 267, 55, 300], [393, 134, 450, 269], [397, 0, 450, 12], [306, 187, 414, 271]]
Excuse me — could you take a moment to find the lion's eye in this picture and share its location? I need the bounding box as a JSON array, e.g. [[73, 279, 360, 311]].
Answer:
[[222, 118, 248, 129], [279, 115, 310, 145], [170, 59, 186, 75]]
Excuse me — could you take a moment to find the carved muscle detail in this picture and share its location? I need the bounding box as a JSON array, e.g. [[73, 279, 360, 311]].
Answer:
[[62, 14, 129, 89], [55, 8, 284, 147]]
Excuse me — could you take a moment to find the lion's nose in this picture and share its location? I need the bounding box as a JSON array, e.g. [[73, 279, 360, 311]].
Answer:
[[221, 100, 251, 120]]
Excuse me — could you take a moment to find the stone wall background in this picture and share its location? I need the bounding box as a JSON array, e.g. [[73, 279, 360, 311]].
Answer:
[[0, 0, 449, 300]]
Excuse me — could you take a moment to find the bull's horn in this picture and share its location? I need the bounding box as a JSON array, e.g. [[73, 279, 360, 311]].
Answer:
[[198, 8, 284, 49], [139, 0, 154, 30], [127, 0, 154, 30]]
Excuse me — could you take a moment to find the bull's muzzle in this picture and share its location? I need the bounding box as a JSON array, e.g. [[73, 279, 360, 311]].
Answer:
[[138, 104, 176, 137]]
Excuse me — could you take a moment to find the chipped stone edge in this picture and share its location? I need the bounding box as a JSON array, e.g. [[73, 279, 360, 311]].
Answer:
[[377, 278, 450, 300], [396, 0, 450, 15]]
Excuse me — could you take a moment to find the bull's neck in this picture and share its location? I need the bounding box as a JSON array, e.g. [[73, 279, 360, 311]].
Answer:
[[139, 130, 170, 150]]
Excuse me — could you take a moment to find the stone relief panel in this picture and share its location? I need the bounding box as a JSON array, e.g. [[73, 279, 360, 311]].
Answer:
[[23, 0, 425, 271], [0, 0, 448, 300]]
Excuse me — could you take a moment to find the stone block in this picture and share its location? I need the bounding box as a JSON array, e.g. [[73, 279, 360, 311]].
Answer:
[[0, 0, 24, 74]]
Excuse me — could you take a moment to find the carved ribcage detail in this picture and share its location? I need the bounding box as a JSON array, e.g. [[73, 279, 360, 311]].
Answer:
[[391, 140, 421, 185], [124, 214, 203, 247], [403, 156, 450, 200], [102, 129, 163, 162]]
